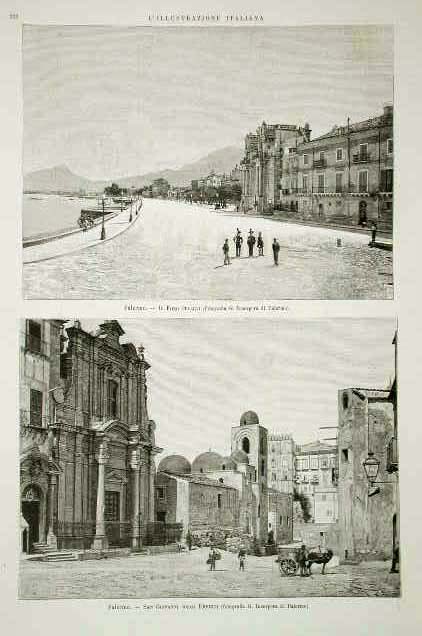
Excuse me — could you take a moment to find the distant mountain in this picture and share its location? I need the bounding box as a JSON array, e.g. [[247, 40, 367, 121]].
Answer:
[[23, 146, 243, 193]]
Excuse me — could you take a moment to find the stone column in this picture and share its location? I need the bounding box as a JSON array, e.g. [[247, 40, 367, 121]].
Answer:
[[149, 454, 156, 522], [93, 439, 109, 550], [130, 449, 141, 548], [46, 471, 58, 549]]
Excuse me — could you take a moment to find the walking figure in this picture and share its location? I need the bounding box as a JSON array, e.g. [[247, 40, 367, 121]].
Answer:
[[186, 530, 192, 551], [207, 547, 218, 571], [297, 544, 309, 577], [223, 238, 231, 265], [370, 222, 377, 246], [238, 547, 246, 571], [247, 230, 256, 257], [234, 229, 243, 257], [257, 232, 264, 256], [272, 238, 280, 266]]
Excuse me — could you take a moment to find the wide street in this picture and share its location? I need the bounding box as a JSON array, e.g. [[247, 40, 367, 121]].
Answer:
[[23, 199, 393, 299], [19, 548, 399, 599]]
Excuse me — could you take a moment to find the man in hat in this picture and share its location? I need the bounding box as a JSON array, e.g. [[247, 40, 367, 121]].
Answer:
[[272, 238, 280, 266]]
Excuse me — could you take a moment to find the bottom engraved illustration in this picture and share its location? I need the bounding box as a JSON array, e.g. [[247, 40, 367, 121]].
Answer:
[[19, 318, 399, 598]]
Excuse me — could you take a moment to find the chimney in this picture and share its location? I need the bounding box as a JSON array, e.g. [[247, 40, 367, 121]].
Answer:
[[304, 122, 311, 142], [383, 103, 393, 118]]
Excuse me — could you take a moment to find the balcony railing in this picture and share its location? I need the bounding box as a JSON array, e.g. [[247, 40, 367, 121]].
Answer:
[[313, 159, 327, 168], [20, 408, 49, 429], [386, 437, 398, 473], [353, 153, 371, 163]]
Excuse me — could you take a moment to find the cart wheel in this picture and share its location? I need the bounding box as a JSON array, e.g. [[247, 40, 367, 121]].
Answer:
[[280, 558, 298, 576]]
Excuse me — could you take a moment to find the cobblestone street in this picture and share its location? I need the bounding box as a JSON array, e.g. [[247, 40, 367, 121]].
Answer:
[[23, 199, 393, 299], [19, 548, 400, 599]]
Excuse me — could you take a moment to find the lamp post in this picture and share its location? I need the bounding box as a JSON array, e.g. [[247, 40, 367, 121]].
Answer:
[[362, 451, 381, 484], [100, 194, 106, 240]]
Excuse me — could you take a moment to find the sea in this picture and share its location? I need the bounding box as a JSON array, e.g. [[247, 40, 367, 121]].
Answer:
[[23, 193, 98, 240]]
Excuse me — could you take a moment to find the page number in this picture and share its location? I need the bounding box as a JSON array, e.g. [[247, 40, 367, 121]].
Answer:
[[9, 13, 19, 19]]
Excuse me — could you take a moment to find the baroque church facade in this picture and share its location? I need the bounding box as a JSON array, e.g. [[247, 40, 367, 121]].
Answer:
[[20, 319, 161, 553]]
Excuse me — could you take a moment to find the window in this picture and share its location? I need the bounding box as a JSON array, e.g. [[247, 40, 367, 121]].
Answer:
[[319, 151, 325, 161], [335, 172, 343, 193], [261, 459, 265, 477], [242, 437, 250, 454], [107, 380, 118, 418], [342, 391, 349, 410], [272, 472, 277, 481], [222, 464, 226, 470], [317, 174, 325, 193], [217, 494, 222, 509], [303, 154, 309, 166], [358, 170, 368, 193], [272, 446, 275, 453], [310, 456, 318, 469], [387, 138, 393, 155], [30, 389, 43, 427], [359, 143, 368, 159], [321, 494, 327, 502], [302, 174, 308, 192], [105, 491, 120, 521], [157, 486, 166, 501], [342, 449, 349, 462], [279, 515, 283, 525], [258, 504, 261, 518], [380, 169, 393, 193], [286, 516, 289, 526], [336, 148, 344, 161], [26, 320, 42, 354]]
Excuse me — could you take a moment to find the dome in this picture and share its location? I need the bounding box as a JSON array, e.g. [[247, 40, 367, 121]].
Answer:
[[231, 449, 250, 465], [240, 411, 259, 426], [158, 454, 191, 474], [221, 456, 237, 470], [192, 451, 223, 473]]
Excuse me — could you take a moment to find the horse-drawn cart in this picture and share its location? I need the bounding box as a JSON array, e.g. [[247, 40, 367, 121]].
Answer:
[[275, 544, 301, 576]]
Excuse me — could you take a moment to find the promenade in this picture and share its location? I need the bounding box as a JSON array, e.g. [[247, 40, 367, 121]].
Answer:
[[23, 198, 393, 299], [23, 203, 141, 265]]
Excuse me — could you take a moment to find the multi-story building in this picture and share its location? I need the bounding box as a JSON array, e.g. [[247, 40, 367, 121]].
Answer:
[[267, 433, 296, 494], [20, 319, 161, 553], [267, 488, 293, 545], [283, 105, 393, 229], [295, 441, 338, 523], [240, 121, 310, 214], [337, 382, 396, 562]]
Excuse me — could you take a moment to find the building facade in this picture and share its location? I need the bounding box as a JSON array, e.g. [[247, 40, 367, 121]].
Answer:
[[20, 319, 161, 553], [267, 488, 293, 545], [240, 122, 310, 214], [337, 386, 396, 561], [267, 433, 296, 494], [286, 105, 393, 229], [240, 106, 393, 230], [295, 441, 338, 523]]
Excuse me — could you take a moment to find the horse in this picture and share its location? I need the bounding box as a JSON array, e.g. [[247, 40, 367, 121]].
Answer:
[[306, 549, 333, 575]]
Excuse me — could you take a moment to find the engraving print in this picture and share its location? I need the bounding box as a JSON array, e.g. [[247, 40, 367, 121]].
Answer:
[[22, 25, 393, 299], [19, 318, 399, 598]]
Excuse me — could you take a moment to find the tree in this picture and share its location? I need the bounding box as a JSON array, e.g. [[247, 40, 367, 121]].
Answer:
[[293, 489, 312, 523], [104, 182, 122, 197]]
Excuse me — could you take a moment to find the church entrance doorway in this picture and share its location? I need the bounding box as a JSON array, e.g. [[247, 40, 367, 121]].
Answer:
[[105, 490, 121, 547], [21, 485, 42, 553]]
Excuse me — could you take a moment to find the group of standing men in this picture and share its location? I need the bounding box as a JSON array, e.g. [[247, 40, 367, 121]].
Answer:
[[223, 228, 280, 266]]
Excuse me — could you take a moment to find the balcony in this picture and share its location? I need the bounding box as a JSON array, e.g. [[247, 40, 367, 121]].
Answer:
[[353, 152, 371, 163], [20, 408, 49, 429], [313, 158, 326, 168], [386, 437, 398, 473]]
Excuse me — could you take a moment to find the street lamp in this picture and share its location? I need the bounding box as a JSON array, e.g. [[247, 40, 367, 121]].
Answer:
[[100, 194, 106, 240], [362, 451, 381, 484]]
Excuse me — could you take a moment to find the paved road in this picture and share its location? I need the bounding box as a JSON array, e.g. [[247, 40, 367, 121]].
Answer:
[[23, 199, 393, 299], [19, 548, 400, 599]]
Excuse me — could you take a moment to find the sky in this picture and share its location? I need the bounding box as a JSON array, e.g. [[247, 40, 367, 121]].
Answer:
[[23, 25, 393, 179], [78, 318, 396, 463]]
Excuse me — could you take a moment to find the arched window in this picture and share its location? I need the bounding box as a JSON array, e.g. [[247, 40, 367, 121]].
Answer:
[[242, 437, 250, 454]]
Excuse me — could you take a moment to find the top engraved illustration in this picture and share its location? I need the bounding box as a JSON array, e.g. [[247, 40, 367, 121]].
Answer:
[[22, 25, 393, 299]]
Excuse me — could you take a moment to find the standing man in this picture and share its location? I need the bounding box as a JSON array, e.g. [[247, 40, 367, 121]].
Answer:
[[272, 238, 280, 266], [370, 222, 377, 246], [257, 232, 264, 256], [297, 544, 309, 577], [234, 229, 243, 257], [223, 238, 230, 266], [208, 546, 217, 571], [247, 229, 256, 257], [238, 547, 246, 571], [186, 529, 193, 552]]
